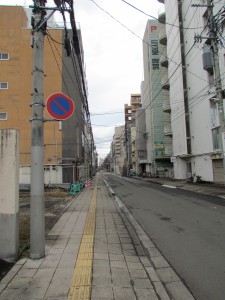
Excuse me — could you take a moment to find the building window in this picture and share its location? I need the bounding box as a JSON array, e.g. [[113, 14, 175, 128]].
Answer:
[[212, 127, 221, 150], [0, 112, 7, 120], [0, 82, 8, 89], [0, 53, 9, 60], [210, 101, 219, 128], [152, 58, 159, 70]]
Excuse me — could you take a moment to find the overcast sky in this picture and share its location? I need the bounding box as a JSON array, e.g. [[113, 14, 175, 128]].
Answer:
[[0, 0, 163, 159]]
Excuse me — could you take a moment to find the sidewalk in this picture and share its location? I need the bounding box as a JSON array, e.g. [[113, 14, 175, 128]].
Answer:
[[132, 175, 225, 199], [0, 174, 195, 300]]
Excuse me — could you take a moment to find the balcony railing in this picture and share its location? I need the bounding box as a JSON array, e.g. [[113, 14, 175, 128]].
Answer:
[[165, 145, 173, 156], [159, 34, 167, 46], [160, 57, 168, 68], [163, 100, 171, 113], [158, 6, 166, 23], [162, 73, 170, 90], [164, 124, 172, 136]]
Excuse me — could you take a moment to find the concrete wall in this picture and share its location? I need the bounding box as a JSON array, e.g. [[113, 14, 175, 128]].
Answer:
[[0, 129, 19, 262], [19, 165, 63, 184]]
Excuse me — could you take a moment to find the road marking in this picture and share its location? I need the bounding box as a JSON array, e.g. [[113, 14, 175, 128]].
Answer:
[[68, 175, 98, 300], [162, 184, 177, 189]]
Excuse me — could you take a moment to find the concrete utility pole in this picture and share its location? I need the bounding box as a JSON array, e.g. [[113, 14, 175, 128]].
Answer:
[[30, 0, 46, 259]]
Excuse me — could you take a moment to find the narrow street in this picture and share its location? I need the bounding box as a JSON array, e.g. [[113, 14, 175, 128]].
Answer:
[[103, 173, 225, 300]]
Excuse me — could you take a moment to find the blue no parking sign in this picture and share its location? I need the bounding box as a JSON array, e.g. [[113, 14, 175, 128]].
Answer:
[[46, 93, 75, 120]]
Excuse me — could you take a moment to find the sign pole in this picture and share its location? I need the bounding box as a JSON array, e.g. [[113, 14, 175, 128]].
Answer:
[[30, 0, 46, 259]]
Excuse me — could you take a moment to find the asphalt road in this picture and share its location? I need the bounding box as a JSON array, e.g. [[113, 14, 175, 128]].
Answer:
[[103, 173, 225, 300]]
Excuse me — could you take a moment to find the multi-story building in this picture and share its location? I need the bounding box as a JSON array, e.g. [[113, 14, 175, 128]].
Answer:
[[131, 126, 136, 172], [135, 104, 147, 176], [0, 5, 95, 184], [142, 19, 173, 177], [111, 125, 126, 175], [124, 94, 142, 175], [158, 0, 225, 183]]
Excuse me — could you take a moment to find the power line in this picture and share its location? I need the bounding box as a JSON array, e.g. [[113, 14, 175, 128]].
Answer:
[[120, 0, 206, 30], [90, 111, 123, 115]]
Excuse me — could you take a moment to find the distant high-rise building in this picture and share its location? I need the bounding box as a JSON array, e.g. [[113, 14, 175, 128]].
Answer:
[[142, 19, 172, 177]]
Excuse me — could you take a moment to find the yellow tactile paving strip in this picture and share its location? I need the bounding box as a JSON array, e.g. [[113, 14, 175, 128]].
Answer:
[[68, 176, 98, 300]]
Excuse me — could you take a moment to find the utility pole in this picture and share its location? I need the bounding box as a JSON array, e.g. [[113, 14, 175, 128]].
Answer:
[[30, 0, 46, 259]]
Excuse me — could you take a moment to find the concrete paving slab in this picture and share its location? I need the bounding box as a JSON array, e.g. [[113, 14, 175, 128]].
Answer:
[[109, 254, 125, 261], [125, 255, 140, 263], [132, 278, 154, 289], [93, 265, 111, 275], [148, 247, 162, 258], [93, 259, 110, 268], [17, 268, 37, 278], [129, 269, 148, 278], [165, 281, 195, 300], [140, 256, 152, 267], [0, 287, 26, 300], [123, 249, 136, 256], [122, 244, 135, 251], [108, 246, 123, 255], [23, 258, 44, 269], [28, 268, 55, 289], [112, 276, 132, 288], [120, 237, 132, 244], [134, 288, 159, 300], [22, 286, 47, 299], [110, 260, 127, 269], [91, 286, 114, 299], [44, 267, 73, 299], [111, 267, 130, 278], [0, 284, 7, 294], [16, 258, 27, 265], [145, 267, 160, 283], [127, 261, 144, 270], [153, 281, 170, 300], [157, 267, 180, 283], [7, 276, 31, 289], [92, 272, 112, 286], [113, 287, 136, 300], [1, 264, 23, 285], [151, 256, 170, 269], [94, 253, 109, 260]]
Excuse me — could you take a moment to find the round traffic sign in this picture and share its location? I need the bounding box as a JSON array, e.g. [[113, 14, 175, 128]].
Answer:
[[46, 93, 75, 120]]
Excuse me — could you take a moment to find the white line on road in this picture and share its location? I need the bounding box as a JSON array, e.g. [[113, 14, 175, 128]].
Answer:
[[162, 184, 177, 189]]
